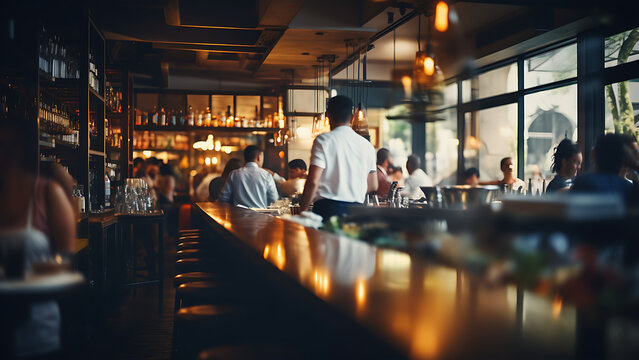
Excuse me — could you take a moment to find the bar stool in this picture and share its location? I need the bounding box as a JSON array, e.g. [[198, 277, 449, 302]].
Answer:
[[196, 345, 306, 360], [172, 305, 247, 360], [175, 281, 239, 310], [174, 272, 222, 287], [179, 229, 202, 236], [176, 248, 213, 261]]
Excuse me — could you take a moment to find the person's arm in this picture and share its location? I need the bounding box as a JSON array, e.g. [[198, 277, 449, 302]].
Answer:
[[266, 175, 279, 205], [300, 165, 324, 212], [367, 171, 379, 194], [47, 180, 76, 254], [218, 176, 233, 203]]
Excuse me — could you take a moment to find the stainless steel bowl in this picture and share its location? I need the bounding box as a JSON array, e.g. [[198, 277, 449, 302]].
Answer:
[[440, 185, 500, 209], [419, 186, 443, 208]]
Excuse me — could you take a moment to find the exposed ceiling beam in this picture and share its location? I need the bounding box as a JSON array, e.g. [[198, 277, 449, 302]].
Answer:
[[152, 43, 267, 54]]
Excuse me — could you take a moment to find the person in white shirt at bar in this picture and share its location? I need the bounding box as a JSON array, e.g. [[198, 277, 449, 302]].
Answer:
[[401, 154, 433, 199], [300, 95, 378, 220], [219, 145, 279, 209]]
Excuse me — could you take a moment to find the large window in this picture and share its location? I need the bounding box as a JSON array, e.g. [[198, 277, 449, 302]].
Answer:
[[604, 78, 639, 136], [524, 84, 577, 180], [382, 118, 412, 173], [464, 104, 518, 181], [605, 27, 639, 68], [425, 108, 458, 184], [462, 63, 518, 102], [426, 82, 458, 184], [524, 44, 577, 88]]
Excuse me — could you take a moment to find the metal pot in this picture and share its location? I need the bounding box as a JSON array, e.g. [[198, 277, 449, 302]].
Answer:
[[420, 186, 443, 208], [440, 185, 500, 209]]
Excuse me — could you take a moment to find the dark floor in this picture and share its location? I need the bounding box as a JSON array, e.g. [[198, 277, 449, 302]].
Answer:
[[86, 235, 177, 360]]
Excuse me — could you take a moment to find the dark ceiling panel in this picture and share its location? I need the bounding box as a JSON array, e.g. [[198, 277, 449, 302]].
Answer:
[[178, 0, 260, 28], [98, 8, 262, 45]]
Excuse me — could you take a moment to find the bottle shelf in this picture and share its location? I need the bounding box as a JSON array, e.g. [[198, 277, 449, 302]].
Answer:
[[132, 148, 190, 153], [133, 125, 280, 133]]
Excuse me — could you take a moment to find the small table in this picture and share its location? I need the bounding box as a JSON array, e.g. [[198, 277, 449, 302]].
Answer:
[[116, 211, 165, 314], [0, 272, 86, 358]]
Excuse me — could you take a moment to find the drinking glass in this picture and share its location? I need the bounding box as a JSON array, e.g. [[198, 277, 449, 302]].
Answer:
[[366, 194, 379, 207]]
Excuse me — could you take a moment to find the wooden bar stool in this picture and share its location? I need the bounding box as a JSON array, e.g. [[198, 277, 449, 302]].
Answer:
[[173, 272, 221, 287], [172, 305, 247, 360], [176, 248, 213, 261], [196, 345, 306, 360], [175, 281, 239, 310], [175, 258, 217, 273]]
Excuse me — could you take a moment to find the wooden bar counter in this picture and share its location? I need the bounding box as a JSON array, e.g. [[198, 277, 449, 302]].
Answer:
[[195, 202, 630, 359]]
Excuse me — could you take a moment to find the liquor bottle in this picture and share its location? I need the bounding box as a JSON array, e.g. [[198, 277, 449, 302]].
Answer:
[[105, 172, 111, 208], [212, 115, 218, 127], [159, 107, 166, 126], [218, 113, 226, 127], [179, 110, 185, 126], [135, 112, 142, 126], [187, 105, 195, 126], [151, 106, 158, 125], [205, 106, 212, 127], [196, 110, 203, 127], [170, 110, 177, 126]]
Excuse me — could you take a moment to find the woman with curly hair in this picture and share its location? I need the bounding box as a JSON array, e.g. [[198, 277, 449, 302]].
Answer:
[[546, 138, 582, 192]]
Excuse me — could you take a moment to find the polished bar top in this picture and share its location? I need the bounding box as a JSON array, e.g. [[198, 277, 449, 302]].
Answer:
[[196, 202, 599, 359]]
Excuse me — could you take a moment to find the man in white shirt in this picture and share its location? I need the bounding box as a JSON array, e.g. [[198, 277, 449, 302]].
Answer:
[[401, 154, 433, 199], [300, 96, 378, 220], [219, 145, 279, 208]]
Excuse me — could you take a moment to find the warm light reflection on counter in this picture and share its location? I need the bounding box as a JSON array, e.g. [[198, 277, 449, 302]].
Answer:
[[378, 251, 411, 289], [275, 243, 285, 270], [314, 270, 330, 297], [355, 279, 367, 313], [263, 244, 270, 259], [552, 295, 562, 319]]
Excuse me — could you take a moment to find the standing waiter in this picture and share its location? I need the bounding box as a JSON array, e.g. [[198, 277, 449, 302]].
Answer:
[[300, 96, 378, 220]]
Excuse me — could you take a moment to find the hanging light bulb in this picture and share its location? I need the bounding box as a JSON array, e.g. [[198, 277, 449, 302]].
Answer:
[[435, 1, 449, 32], [351, 103, 370, 139], [424, 56, 435, 76]]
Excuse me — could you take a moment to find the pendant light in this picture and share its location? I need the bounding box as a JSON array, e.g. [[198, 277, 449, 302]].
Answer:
[[350, 39, 370, 140], [434, 1, 449, 32], [387, 12, 446, 122]]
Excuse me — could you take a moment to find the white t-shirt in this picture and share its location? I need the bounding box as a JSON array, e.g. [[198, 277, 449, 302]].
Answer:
[[401, 168, 434, 199], [310, 125, 377, 203]]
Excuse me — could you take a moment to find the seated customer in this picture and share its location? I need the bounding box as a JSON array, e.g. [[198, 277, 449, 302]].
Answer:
[[401, 155, 433, 199], [273, 159, 308, 196], [546, 139, 582, 193], [0, 118, 76, 358], [389, 166, 404, 186], [482, 157, 526, 191], [571, 134, 634, 198], [219, 146, 279, 208], [209, 158, 242, 201], [463, 167, 480, 186], [376, 148, 393, 199]]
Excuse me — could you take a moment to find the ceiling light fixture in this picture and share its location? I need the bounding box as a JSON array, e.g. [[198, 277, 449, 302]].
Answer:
[[434, 1, 449, 32]]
